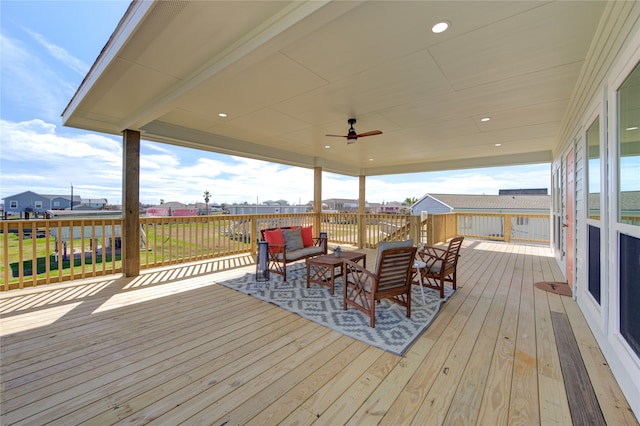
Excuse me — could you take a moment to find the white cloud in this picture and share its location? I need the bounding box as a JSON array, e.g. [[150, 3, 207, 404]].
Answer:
[[0, 118, 551, 207], [0, 119, 121, 164], [0, 119, 123, 200], [22, 27, 90, 76]]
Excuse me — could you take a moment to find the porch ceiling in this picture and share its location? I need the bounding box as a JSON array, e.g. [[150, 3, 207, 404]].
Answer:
[[62, 0, 606, 176]]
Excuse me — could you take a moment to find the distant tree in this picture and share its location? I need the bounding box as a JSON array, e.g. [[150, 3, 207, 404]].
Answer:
[[403, 197, 417, 206], [203, 191, 211, 215]]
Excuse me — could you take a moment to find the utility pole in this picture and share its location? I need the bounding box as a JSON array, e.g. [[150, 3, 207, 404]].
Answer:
[[70, 183, 74, 210]]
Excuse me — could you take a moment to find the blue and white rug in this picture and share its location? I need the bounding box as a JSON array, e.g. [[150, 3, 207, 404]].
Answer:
[[217, 264, 453, 356]]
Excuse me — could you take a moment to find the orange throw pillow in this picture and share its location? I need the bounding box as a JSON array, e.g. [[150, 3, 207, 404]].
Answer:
[[301, 226, 314, 247], [264, 229, 284, 253]]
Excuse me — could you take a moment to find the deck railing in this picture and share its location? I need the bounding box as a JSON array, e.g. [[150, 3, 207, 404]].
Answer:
[[1, 212, 549, 291], [455, 213, 550, 243], [1, 218, 122, 291]]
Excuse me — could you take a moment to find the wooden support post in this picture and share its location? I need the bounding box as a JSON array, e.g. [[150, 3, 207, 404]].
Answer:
[[313, 167, 322, 236], [409, 215, 420, 245], [504, 214, 512, 243], [426, 215, 434, 246], [122, 129, 140, 277], [250, 216, 257, 255], [358, 176, 365, 249]]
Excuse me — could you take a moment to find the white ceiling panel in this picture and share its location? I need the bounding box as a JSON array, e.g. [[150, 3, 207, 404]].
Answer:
[[429, 1, 604, 90], [63, 0, 609, 176]]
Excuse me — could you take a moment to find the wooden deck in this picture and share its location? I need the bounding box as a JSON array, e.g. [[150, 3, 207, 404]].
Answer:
[[1, 240, 637, 425]]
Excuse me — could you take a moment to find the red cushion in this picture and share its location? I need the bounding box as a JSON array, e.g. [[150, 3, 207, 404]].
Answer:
[[301, 226, 314, 247], [264, 229, 284, 252]]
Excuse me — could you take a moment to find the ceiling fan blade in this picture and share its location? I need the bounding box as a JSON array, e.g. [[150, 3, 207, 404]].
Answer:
[[356, 130, 383, 137], [325, 134, 348, 138]]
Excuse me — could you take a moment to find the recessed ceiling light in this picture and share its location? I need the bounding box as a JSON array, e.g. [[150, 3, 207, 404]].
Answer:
[[481, 117, 491, 122], [218, 113, 227, 117], [324, 145, 331, 149], [369, 158, 374, 161], [494, 143, 502, 147], [432, 21, 450, 33], [626, 126, 639, 131]]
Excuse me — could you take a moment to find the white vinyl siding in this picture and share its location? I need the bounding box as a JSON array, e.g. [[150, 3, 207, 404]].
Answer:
[[553, 1, 640, 417]]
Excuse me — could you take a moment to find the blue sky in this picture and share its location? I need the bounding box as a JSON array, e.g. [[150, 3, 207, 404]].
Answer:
[[1, 1, 551, 207]]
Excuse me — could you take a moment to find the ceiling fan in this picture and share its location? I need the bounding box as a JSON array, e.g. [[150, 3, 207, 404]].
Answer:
[[325, 118, 383, 144]]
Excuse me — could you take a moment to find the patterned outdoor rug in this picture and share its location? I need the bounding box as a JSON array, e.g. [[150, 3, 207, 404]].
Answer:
[[216, 264, 453, 356]]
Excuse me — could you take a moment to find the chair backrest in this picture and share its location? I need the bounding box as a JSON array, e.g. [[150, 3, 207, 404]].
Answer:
[[374, 239, 413, 271], [375, 246, 417, 292], [442, 236, 464, 272]]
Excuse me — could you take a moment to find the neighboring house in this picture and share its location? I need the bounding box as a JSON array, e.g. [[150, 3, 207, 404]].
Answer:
[[1, 191, 82, 216], [194, 202, 223, 215], [262, 199, 290, 206], [499, 188, 548, 195], [589, 191, 640, 225], [411, 193, 551, 241], [411, 193, 550, 215], [322, 198, 372, 212], [375, 201, 403, 214], [321, 199, 404, 214], [225, 204, 308, 215], [80, 198, 108, 209], [2, 191, 49, 216], [43, 194, 82, 210], [145, 201, 197, 217]]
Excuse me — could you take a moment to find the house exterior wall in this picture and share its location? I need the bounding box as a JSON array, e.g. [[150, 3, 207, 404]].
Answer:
[[3, 191, 50, 215], [146, 208, 170, 217], [81, 199, 108, 208], [411, 196, 452, 215], [552, 2, 640, 418], [50, 196, 74, 210], [171, 208, 197, 217]]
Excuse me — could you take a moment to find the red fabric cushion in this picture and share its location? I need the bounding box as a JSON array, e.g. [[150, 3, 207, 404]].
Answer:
[[301, 226, 314, 247], [264, 229, 284, 252]]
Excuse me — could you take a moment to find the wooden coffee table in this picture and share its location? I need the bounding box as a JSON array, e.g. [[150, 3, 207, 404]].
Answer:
[[306, 251, 366, 295]]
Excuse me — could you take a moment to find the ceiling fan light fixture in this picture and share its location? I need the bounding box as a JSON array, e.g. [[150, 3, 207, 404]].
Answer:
[[325, 118, 383, 144], [432, 21, 450, 33]]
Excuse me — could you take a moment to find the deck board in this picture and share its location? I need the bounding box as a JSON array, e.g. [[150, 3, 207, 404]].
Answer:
[[442, 244, 516, 425], [1, 241, 637, 425], [509, 245, 541, 425]]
